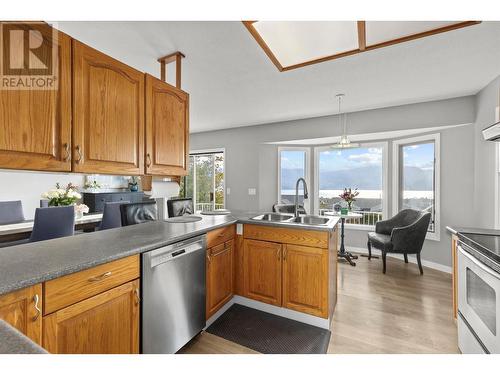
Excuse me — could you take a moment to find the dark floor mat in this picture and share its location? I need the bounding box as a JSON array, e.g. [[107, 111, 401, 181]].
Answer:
[[206, 304, 331, 354]]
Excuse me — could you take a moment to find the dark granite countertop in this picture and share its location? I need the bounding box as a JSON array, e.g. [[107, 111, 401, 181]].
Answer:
[[0, 214, 237, 296], [0, 320, 47, 354], [445, 226, 500, 236], [0, 212, 339, 296]]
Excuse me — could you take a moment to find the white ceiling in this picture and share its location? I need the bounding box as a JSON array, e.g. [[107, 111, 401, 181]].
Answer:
[[55, 21, 500, 133]]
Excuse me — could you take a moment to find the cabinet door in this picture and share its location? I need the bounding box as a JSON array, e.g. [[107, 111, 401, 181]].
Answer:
[[243, 239, 282, 306], [72, 40, 144, 175], [282, 244, 328, 318], [0, 23, 71, 172], [145, 74, 189, 176], [43, 279, 140, 354], [0, 284, 43, 345], [206, 240, 233, 319]]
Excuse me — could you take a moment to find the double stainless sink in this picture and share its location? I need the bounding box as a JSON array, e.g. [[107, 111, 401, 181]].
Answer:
[[250, 213, 334, 226]]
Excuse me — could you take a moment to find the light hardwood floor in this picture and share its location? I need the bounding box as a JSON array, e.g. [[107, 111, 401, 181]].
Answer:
[[180, 254, 458, 354]]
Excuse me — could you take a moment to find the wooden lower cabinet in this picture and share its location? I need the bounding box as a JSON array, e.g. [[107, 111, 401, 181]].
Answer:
[[0, 284, 43, 345], [243, 239, 282, 306], [42, 279, 140, 354], [206, 240, 234, 319], [282, 244, 328, 318]]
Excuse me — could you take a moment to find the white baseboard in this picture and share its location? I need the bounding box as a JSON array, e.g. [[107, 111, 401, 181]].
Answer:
[[204, 295, 331, 330], [349, 246, 452, 274]]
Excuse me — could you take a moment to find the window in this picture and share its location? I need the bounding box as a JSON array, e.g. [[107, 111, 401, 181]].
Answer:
[[393, 134, 440, 240], [180, 150, 225, 212], [278, 147, 310, 211], [314, 143, 388, 228]]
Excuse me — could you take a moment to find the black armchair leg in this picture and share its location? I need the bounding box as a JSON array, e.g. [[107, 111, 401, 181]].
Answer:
[[416, 253, 423, 275], [382, 252, 387, 274], [367, 240, 372, 260], [404, 254, 408, 263]]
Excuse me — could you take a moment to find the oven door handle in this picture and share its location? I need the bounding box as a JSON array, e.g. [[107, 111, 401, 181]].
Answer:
[[459, 245, 500, 281]]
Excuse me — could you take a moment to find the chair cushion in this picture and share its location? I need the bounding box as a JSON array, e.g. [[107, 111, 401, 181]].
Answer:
[[368, 232, 393, 252]]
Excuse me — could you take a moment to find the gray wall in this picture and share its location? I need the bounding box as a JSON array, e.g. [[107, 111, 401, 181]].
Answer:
[[191, 96, 477, 268], [473, 76, 500, 228]]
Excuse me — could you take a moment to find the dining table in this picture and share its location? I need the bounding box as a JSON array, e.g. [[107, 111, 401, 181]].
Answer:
[[0, 213, 103, 244]]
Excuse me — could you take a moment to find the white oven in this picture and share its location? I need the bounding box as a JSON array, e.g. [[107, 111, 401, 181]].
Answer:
[[458, 244, 500, 354]]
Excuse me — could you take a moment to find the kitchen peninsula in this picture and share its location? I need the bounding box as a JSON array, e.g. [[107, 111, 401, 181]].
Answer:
[[0, 213, 339, 354]]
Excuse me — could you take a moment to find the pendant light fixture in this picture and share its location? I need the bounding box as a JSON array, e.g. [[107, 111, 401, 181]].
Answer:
[[331, 93, 359, 149]]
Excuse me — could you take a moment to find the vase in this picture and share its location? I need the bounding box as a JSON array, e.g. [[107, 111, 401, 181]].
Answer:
[[347, 202, 353, 211], [129, 183, 139, 192], [75, 211, 83, 219]]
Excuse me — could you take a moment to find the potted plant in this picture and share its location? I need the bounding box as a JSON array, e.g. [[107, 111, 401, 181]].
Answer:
[[128, 176, 140, 192], [41, 183, 82, 207], [339, 188, 359, 212]]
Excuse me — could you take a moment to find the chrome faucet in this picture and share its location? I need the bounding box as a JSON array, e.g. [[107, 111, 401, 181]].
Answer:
[[294, 178, 309, 217]]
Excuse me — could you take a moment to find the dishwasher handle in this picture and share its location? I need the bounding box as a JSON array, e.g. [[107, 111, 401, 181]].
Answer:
[[147, 235, 206, 268]]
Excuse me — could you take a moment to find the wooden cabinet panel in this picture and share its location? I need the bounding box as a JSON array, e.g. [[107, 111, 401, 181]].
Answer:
[[43, 279, 140, 354], [206, 240, 234, 319], [44, 255, 140, 314], [243, 239, 282, 306], [72, 40, 144, 175], [282, 244, 328, 318], [0, 284, 43, 345], [145, 73, 189, 176], [207, 224, 236, 249], [244, 224, 329, 249], [0, 23, 71, 172]]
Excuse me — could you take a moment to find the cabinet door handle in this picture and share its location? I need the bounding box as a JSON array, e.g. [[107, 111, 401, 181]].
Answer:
[[134, 288, 141, 305], [207, 253, 211, 265], [88, 271, 112, 282], [276, 248, 280, 261], [32, 294, 41, 322], [283, 248, 287, 261], [63, 143, 70, 162], [146, 153, 152, 167], [75, 145, 82, 164]]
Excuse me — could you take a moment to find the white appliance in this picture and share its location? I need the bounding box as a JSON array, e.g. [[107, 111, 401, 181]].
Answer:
[[458, 242, 500, 354]]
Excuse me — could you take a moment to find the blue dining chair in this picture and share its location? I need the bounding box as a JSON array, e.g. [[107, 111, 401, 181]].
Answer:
[[30, 206, 75, 242], [0, 200, 25, 225], [99, 201, 129, 230]]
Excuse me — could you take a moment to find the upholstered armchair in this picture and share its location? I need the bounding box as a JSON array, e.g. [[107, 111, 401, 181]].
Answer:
[[367, 209, 431, 274]]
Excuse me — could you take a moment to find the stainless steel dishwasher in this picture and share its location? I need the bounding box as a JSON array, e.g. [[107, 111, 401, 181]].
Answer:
[[142, 235, 206, 353]]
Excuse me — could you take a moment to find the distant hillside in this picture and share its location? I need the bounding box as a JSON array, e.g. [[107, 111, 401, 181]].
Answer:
[[282, 166, 433, 190]]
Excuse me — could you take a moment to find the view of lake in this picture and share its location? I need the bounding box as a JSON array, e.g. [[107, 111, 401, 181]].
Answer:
[[281, 189, 434, 199]]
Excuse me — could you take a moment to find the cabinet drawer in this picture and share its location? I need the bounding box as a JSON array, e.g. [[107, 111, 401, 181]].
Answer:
[[44, 255, 139, 314], [244, 224, 329, 249], [207, 225, 235, 249]]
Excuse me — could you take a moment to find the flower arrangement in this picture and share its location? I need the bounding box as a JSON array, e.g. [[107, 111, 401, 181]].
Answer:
[[339, 188, 359, 211], [41, 183, 82, 207], [74, 203, 89, 218], [83, 179, 101, 191]]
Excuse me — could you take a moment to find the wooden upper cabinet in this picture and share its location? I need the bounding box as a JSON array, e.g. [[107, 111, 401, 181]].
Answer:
[[243, 239, 282, 306], [43, 279, 140, 354], [0, 23, 71, 172], [145, 73, 189, 176], [206, 240, 234, 319], [282, 244, 328, 318], [0, 284, 43, 345], [72, 40, 144, 175]]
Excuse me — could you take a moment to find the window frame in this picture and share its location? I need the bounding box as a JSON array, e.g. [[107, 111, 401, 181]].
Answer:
[[183, 148, 226, 211], [313, 141, 389, 231], [277, 146, 311, 213], [392, 134, 440, 241]]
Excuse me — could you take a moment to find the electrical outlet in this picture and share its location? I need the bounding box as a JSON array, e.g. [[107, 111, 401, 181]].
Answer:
[[248, 188, 256, 196]]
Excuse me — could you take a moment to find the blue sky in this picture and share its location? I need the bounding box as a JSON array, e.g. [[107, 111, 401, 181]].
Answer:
[[319, 147, 382, 171], [282, 143, 434, 172], [402, 143, 434, 169]]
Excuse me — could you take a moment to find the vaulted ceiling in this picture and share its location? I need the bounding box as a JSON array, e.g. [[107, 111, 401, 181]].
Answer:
[[57, 21, 500, 133]]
